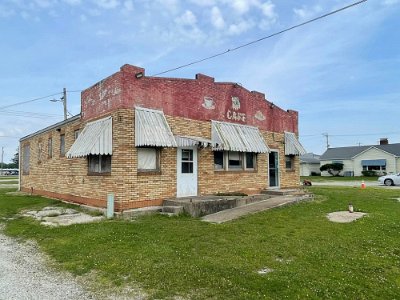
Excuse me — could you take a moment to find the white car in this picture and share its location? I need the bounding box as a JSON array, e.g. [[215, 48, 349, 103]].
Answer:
[[378, 173, 400, 186]]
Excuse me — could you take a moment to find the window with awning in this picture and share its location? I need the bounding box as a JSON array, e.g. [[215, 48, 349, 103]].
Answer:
[[211, 120, 270, 153], [361, 159, 386, 166], [66, 116, 112, 158], [135, 107, 177, 147], [284, 132, 306, 156]]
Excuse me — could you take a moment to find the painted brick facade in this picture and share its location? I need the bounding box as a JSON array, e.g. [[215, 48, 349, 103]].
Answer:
[[20, 65, 302, 211]]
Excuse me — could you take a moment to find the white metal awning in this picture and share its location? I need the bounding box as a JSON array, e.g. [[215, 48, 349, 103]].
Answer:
[[211, 120, 270, 153], [175, 135, 215, 148], [284, 132, 306, 156], [135, 107, 177, 147], [67, 116, 112, 158]]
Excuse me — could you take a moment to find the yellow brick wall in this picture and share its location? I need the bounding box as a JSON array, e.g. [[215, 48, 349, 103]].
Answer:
[[20, 108, 301, 211]]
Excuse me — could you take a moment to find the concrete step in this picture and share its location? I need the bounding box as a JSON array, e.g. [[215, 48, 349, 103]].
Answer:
[[162, 205, 184, 214], [118, 206, 163, 219], [261, 189, 305, 196]]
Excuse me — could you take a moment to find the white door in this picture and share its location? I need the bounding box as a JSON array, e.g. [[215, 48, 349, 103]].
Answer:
[[177, 147, 198, 197]]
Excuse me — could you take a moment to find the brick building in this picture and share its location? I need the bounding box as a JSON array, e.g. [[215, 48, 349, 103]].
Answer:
[[19, 64, 306, 211]]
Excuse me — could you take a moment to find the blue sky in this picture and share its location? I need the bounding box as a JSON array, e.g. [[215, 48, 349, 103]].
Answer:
[[0, 0, 399, 163]]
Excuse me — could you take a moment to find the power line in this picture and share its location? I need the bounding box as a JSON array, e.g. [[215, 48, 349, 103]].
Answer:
[[0, 92, 63, 110], [150, 0, 368, 76], [0, 89, 82, 111]]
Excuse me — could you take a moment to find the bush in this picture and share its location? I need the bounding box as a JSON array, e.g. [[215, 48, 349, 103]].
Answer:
[[310, 172, 321, 176], [362, 170, 377, 177]]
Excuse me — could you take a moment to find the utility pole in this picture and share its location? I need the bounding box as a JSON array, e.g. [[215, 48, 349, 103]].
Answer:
[[50, 87, 68, 120], [322, 133, 330, 149], [62, 87, 67, 121]]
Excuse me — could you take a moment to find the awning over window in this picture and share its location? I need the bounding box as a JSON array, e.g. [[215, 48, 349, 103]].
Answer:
[[211, 120, 270, 153], [135, 107, 177, 147], [67, 116, 112, 158], [175, 135, 215, 148], [284, 132, 306, 156], [361, 159, 386, 166]]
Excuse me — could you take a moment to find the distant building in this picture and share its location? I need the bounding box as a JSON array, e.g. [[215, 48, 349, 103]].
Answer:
[[300, 153, 320, 176], [19, 64, 306, 211], [319, 139, 400, 176]]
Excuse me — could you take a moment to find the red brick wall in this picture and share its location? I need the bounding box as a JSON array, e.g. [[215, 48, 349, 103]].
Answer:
[[82, 64, 298, 134]]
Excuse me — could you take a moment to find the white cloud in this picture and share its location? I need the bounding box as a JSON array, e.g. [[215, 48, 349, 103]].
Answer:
[[95, 0, 120, 9], [293, 5, 322, 20], [230, 0, 253, 15], [175, 10, 197, 27], [228, 19, 254, 35], [259, 1, 276, 19], [211, 6, 225, 29]]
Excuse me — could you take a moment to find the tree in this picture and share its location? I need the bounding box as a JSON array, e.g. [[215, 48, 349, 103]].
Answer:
[[9, 148, 19, 169], [320, 163, 344, 176]]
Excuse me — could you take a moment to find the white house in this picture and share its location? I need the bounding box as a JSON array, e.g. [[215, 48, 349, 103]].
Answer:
[[300, 153, 320, 176], [319, 141, 400, 176]]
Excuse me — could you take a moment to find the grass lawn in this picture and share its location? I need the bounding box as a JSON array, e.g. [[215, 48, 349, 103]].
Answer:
[[301, 176, 379, 182], [0, 176, 18, 180], [0, 180, 19, 185], [1, 187, 400, 299]]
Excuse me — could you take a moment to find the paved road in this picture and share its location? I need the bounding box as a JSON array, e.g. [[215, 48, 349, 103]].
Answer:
[[0, 227, 93, 300], [311, 181, 400, 189]]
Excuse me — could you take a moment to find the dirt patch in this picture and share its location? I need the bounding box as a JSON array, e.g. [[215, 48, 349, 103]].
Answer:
[[327, 211, 367, 223]]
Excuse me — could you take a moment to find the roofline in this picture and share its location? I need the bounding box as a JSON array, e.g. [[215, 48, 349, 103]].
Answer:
[[20, 114, 81, 142], [352, 145, 397, 159]]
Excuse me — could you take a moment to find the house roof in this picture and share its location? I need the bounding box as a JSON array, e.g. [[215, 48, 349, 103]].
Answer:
[[320, 143, 400, 160], [300, 153, 320, 164]]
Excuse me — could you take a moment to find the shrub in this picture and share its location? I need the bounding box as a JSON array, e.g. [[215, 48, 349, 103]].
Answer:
[[310, 171, 321, 176], [362, 170, 377, 177]]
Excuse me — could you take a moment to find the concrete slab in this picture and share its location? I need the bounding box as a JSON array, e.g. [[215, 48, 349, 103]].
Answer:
[[22, 207, 104, 226], [201, 194, 311, 223], [327, 211, 367, 223]]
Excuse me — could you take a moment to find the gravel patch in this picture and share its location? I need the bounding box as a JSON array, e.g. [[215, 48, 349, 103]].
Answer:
[[0, 227, 93, 299]]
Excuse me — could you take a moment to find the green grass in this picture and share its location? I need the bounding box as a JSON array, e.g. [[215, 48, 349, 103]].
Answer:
[[0, 180, 18, 185], [1, 187, 400, 299], [301, 176, 379, 182], [0, 176, 18, 180]]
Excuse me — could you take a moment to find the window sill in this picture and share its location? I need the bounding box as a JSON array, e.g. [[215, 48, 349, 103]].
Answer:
[[138, 170, 162, 176], [214, 170, 258, 174], [87, 172, 111, 176], [285, 169, 296, 172]]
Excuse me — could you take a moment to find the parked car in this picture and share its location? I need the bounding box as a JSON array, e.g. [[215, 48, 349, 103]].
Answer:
[[378, 173, 400, 186]]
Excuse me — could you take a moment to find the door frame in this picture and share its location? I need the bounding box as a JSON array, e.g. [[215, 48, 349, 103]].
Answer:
[[268, 150, 280, 189], [176, 146, 198, 197]]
